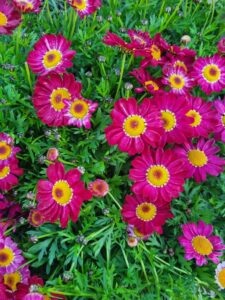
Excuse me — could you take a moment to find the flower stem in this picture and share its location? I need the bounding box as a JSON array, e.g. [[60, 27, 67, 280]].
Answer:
[[108, 192, 122, 209], [115, 53, 126, 99], [25, 62, 33, 92], [69, 10, 78, 40]]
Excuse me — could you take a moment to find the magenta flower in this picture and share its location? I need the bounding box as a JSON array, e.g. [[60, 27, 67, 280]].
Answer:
[[174, 138, 225, 182], [0, 159, 23, 191], [217, 37, 225, 54], [129, 68, 160, 94], [88, 179, 109, 197], [12, 0, 41, 13], [67, 0, 101, 19], [214, 98, 225, 142], [178, 220, 225, 266], [0, 0, 21, 35], [0, 133, 20, 166]]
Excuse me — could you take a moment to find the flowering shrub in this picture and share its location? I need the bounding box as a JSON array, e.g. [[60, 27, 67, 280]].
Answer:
[[0, 0, 225, 298]]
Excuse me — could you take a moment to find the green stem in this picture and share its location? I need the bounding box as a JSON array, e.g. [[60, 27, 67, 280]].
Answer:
[[108, 192, 122, 209], [25, 62, 32, 92], [115, 53, 126, 99], [58, 158, 77, 167], [69, 10, 78, 40], [46, 0, 54, 26], [16, 22, 22, 55]]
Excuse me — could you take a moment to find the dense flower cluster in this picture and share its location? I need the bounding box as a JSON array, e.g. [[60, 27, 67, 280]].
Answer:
[[104, 30, 225, 268]]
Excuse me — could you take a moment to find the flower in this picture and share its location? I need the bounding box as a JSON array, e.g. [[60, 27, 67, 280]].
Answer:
[[4, 264, 30, 291], [180, 35, 191, 45], [178, 220, 225, 266], [23, 293, 44, 300], [0, 133, 21, 166], [167, 45, 196, 68], [103, 31, 132, 53], [129, 68, 160, 94], [122, 194, 173, 235], [127, 237, 138, 247], [127, 30, 151, 48], [27, 34, 76, 75], [0, 193, 21, 220], [191, 54, 225, 94], [67, 0, 101, 18], [64, 97, 98, 128], [162, 67, 193, 95], [215, 261, 225, 289], [0, 280, 8, 300], [33, 73, 81, 126], [0, 236, 23, 274], [214, 98, 225, 142], [127, 224, 151, 241], [0, 159, 23, 191], [185, 96, 217, 138], [150, 92, 192, 146], [217, 37, 225, 54], [105, 98, 163, 155], [14, 275, 44, 300], [47, 148, 59, 162], [28, 210, 45, 227], [174, 138, 225, 182], [37, 162, 92, 228], [0, 0, 21, 35], [88, 179, 109, 197], [12, 0, 41, 13], [129, 148, 187, 203]]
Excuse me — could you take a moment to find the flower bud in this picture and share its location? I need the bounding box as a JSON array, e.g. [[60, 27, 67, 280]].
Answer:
[[127, 237, 138, 247], [47, 148, 59, 162], [181, 35, 191, 45]]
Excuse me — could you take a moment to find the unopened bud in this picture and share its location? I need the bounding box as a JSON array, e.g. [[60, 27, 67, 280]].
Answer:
[[47, 148, 59, 162]]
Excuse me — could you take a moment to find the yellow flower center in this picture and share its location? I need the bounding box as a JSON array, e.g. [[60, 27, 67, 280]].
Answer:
[[188, 149, 208, 167], [218, 269, 225, 288], [123, 115, 146, 137], [4, 272, 21, 291], [43, 50, 62, 70], [52, 180, 73, 206], [202, 64, 221, 83], [31, 211, 43, 225], [50, 88, 71, 111], [70, 100, 89, 119], [0, 142, 12, 160], [72, 0, 87, 10], [0, 12, 8, 26], [133, 227, 145, 238], [174, 61, 188, 73], [192, 235, 213, 255], [186, 109, 202, 127], [0, 247, 14, 267], [0, 166, 10, 179], [169, 74, 185, 90], [161, 110, 177, 132], [144, 80, 159, 91], [221, 114, 225, 127], [136, 202, 157, 221], [146, 165, 170, 187], [150, 45, 161, 61]]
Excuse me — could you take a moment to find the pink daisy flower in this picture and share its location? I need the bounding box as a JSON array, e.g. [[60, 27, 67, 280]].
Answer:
[[103, 31, 133, 53], [214, 98, 225, 142], [0, 159, 23, 191], [174, 138, 225, 182], [162, 67, 194, 95], [129, 68, 160, 94], [178, 220, 225, 266], [12, 0, 41, 13], [27, 34, 76, 75], [129, 148, 187, 203], [0, 133, 20, 166], [150, 92, 192, 146], [192, 54, 225, 94], [88, 179, 109, 197], [33, 73, 81, 127], [167, 46, 196, 69], [0, 236, 23, 274], [64, 96, 98, 129], [4, 263, 30, 291], [185, 96, 217, 138], [37, 162, 92, 228], [24, 293, 44, 300], [218, 37, 225, 54], [122, 194, 173, 235], [215, 261, 225, 289], [105, 98, 163, 156], [67, 0, 101, 18], [28, 209, 46, 227], [127, 30, 151, 48], [127, 224, 151, 241], [0, 0, 21, 35], [163, 58, 189, 74]]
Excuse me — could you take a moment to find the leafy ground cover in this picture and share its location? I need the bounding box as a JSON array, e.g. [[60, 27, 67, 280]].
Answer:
[[0, 0, 225, 299]]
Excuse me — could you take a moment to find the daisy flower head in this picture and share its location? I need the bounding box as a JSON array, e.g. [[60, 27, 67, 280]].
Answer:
[[0, 133, 21, 166], [27, 34, 76, 75], [178, 220, 225, 266], [0, 236, 23, 274], [4, 263, 30, 291], [103, 31, 133, 53], [215, 261, 225, 289], [127, 30, 151, 48], [186, 96, 217, 138], [168, 45, 196, 68], [105, 97, 163, 156], [37, 162, 92, 228], [12, 0, 41, 13], [218, 37, 225, 54], [67, 0, 101, 18], [33, 73, 81, 126], [0, 0, 21, 35], [122, 194, 173, 235], [192, 54, 225, 94], [28, 209, 45, 227], [0, 159, 23, 191], [150, 92, 192, 146], [129, 68, 160, 94], [64, 96, 98, 129], [214, 98, 225, 142], [174, 138, 225, 182], [162, 66, 194, 95], [127, 224, 151, 241], [129, 147, 187, 203], [88, 179, 109, 197]]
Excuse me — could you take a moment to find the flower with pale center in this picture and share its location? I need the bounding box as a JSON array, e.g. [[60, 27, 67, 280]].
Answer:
[[123, 115, 146, 137], [215, 262, 225, 289]]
